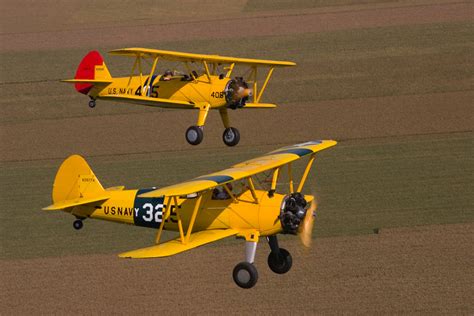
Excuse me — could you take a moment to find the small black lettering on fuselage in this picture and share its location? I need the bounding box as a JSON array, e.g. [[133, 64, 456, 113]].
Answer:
[[107, 87, 135, 95], [103, 206, 135, 217]]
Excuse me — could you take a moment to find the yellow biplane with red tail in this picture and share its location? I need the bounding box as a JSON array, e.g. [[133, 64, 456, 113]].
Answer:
[[43, 140, 336, 288], [63, 48, 295, 146]]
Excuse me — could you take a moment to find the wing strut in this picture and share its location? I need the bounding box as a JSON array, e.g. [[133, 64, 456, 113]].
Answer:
[[297, 154, 316, 192], [127, 57, 139, 88], [174, 196, 186, 243], [288, 162, 294, 193], [185, 194, 203, 244], [146, 56, 159, 96], [251, 66, 258, 103], [155, 196, 172, 244], [268, 167, 280, 197], [137, 54, 143, 94], [223, 184, 238, 203], [256, 67, 274, 103], [247, 177, 259, 203], [203, 61, 212, 83], [225, 63, 235, 78]]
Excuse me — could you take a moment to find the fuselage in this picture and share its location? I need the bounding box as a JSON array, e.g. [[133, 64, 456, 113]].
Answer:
[[92, 74, 230, 109], [70, 187, 292, 237]]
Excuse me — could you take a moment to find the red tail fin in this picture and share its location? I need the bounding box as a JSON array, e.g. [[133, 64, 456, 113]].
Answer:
[[74, 51, 105, 94]]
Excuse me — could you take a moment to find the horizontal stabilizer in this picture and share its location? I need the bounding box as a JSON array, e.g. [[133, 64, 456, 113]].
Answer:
[[243, 103, 276, 108], [62, 79, 113, 84], [42, 194, 109, 211], [119, 229, 238, 259]]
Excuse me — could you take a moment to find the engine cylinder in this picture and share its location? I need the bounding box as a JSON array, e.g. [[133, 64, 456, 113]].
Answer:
[[279, 193, 308, 234], [225, 77, 250, 109]]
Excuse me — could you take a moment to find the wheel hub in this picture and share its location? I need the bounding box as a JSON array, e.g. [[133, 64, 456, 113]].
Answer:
[[237, 269, 251, 283], [187, 129, 198, 142], [224, 130, 235, 141]]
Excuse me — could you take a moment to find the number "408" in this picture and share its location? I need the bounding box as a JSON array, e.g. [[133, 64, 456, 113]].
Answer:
[[211, 91, 225, 98]]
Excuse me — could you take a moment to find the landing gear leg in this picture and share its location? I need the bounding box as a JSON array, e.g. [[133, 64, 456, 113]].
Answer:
[[233, 240, 258, 289], [267, 235, 292, 274], [219, 108, 240, 147], [185, 103, 209, 145]]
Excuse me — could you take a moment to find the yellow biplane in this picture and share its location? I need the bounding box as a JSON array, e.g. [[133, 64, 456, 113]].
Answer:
[[63, 48, 295, 146], [43, 140, 336, 288]]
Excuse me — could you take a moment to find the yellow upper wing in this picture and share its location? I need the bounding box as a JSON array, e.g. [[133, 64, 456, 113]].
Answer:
[[109, 48, 296, 67], [139, 140, 337, 198]]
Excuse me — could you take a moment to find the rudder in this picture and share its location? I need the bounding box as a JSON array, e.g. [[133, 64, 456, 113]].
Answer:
[[52, 155, 105, 204], [74, 50, 112, 94]]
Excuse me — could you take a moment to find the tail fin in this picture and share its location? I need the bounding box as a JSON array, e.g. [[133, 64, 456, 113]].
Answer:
[[43, 155, 109, 211], [72, 50, 112, 94]]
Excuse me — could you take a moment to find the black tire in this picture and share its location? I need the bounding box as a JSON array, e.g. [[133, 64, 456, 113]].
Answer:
[[88, 100, 96, 108], [185, 126, 204, 145], [73, 219, 83, 230], [233, 262, 258, 289], [267, 248, 292, 274], [223, 127, 240, 147]]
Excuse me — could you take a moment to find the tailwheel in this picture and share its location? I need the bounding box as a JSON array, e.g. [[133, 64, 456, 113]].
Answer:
[[223, 127, 240, 147], [73, 219, 83, 230], [88, 99, 96, 108], [267, 248, 292, 274], [233, 262, 258, 289], [185, 126, 204, 145]]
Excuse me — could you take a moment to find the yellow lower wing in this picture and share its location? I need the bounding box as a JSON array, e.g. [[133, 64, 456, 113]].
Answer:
[[243, 103, 276, 108], [100, 94, 195, 109], [119, 229, 238, 259]]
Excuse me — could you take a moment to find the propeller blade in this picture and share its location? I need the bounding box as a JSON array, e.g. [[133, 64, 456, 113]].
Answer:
[[236, 87, 252, 98], [299, 199, 316, 248]]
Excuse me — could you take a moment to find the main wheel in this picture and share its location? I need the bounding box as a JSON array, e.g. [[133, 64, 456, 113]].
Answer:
[[73, 219, 83, 230], [185, 126, 204, 145], [88, 100, 96, 108], [233, 262, 258, 289], [223, 127, 240, 147], [267, 248, 292, 274]]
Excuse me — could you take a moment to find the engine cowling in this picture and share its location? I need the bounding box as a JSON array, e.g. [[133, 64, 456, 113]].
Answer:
[[279, 193, 308, 234], [225, 77, 252, 109]]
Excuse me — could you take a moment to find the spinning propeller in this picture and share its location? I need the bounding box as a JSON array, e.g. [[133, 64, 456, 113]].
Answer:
[[279, 192, 317, 247], [299, 198, 317, 248]]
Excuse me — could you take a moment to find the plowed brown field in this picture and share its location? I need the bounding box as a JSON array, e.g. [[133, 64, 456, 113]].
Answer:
[[1, 0, 472, 314]]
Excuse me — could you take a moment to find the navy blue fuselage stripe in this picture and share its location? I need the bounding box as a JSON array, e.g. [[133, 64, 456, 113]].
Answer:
[[134, 187, 164, 229], [136, 187, 158, 195], [271, 148, 313, 157], [194, 175, 234, 184]]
